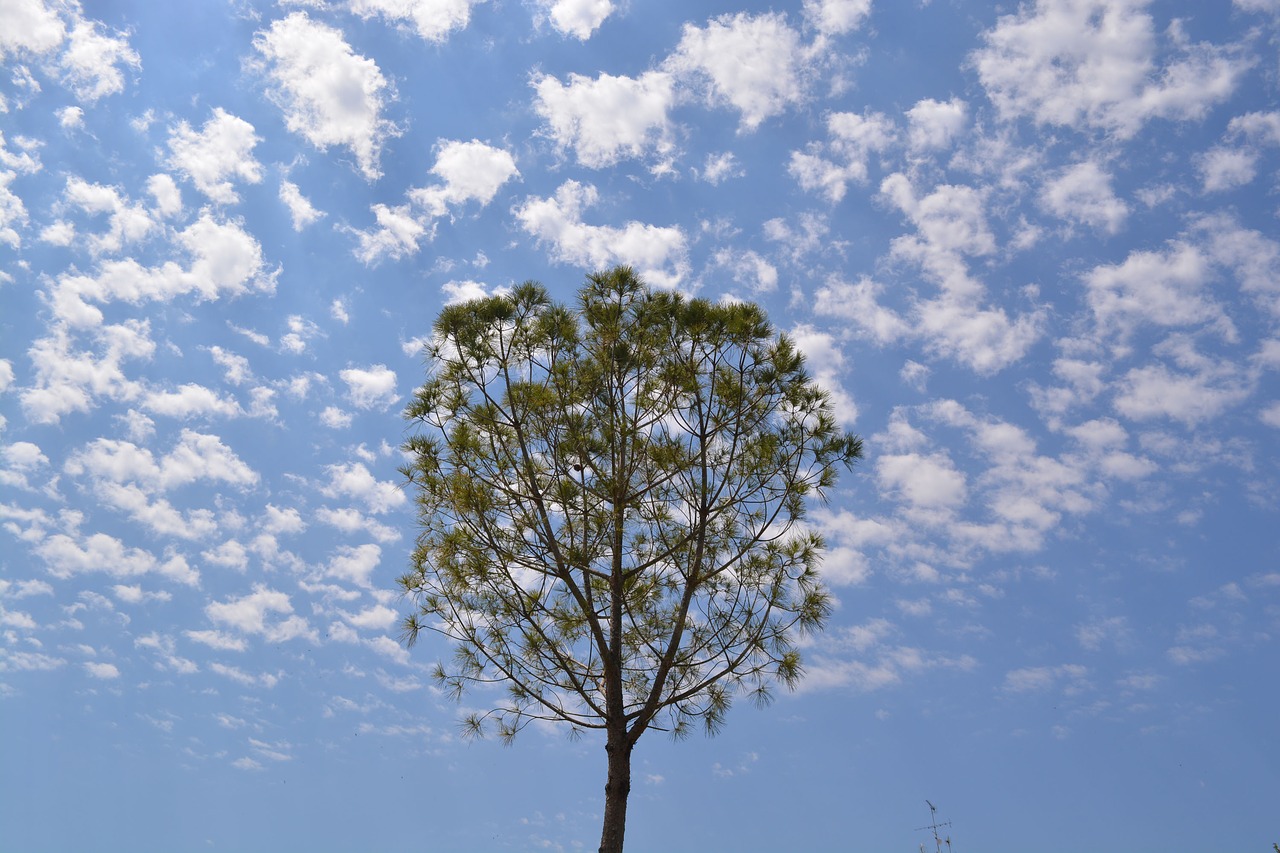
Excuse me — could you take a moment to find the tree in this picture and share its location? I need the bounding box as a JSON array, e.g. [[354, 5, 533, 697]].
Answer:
[[399, 266, 862, 853]]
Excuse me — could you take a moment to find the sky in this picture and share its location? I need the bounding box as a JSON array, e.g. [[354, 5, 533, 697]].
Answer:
[[1, 0, 1278, 851]]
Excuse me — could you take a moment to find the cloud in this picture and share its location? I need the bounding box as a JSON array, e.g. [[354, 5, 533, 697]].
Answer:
[[327, 543, 382, 588], [166, 109, 263, 203], [514, 180, 688, 288], [321, 462, 405, 513], [906, 97, 967, 151], [972, 0, 1248, 138], [1197, 146, 1256, 193], [1040, 160, 1129, 234], [802, 0, 872, 35], [84, 661, 120, 679], [279, 179, 324, 230], [538, 0, 615, 39], [349, 0, 483, 43], [353, 139, 518, 263], [113, 432, 249, 486], [532, 70, 675, 168], [35, 531, 198, 584], [340, 364, 398, 410], [790, 111, 896, 202], [205, 585, 317, 644], [253, 12, 398, 180], [412, 139, 520, 215], [1002, 663, 1090, 694], [666, 12, 815, 131]]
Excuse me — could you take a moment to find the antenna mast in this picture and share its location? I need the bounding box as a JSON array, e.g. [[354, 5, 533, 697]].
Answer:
[[915, 800, 953, 853]]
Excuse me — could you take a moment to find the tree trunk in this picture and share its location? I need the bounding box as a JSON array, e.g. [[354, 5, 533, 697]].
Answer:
[[598, 725, 633, 853]]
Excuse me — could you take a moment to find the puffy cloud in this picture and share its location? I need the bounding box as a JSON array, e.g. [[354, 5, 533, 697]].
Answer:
[[349, 0, 482, 43], [57, 16, 140, 102], [321, 462, 406, 513], [327, 543, 382, 588], [35, 531, 198, 585], [205, 585, 317, 644], [84, 661, 120, 679], [1197, 146, 1256, 193], [790, 111, 896, 202], [0, 0, 66, 59], [533, 71, 675, 168], [1039, 160, 1128, 234], [279, 179, 324, 230], [905, 97, 967, 151], [1113, 339, 1253, 425], [65, 430, 258, 491], [514, 180, 688, 288], [253, 13, 398, 180], [666, 12, 814, 131], [872, 173, 1044, 373], [166, 108, 263, 204], [802, 0, 872, 35], [972, 0, 1247, 138], [538, 0, 614, 39], [142, 383, 242, 420], [1084, 242, 1228, 340], [340, 365, 398, 410], [411, 139, 519, 215], [788, 323, 858, 425], [353, 140, 518, 263], [712, 248, 778, 295]]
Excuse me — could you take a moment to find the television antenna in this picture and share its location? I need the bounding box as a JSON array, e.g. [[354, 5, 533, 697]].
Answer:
[[916, 800, 953, 853]]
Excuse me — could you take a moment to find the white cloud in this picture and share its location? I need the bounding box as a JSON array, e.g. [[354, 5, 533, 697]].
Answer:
[[905, 97, 967, 150], [515, 180, 688, 288], [713, 248, 778, 295], [814, 275, 911, 345], [533, 71, 675, 168], [206, 585, 317, 644], [1040, 160, 1128, 233], [972, 0, 1247, 138], [788, 323, 858, 424], [353, 139, 518, 263], [185, 629, 247, 652], [340, 364, 398, 410], [58, 17, 140, 102], [877, 452, 967, 513], [1113, 340, 1252, 425], [321, 462, 406, 513], [667, 12, 814, 131], [84, 660, 120, 679], [790, 111, 895, 202], [802, 0, 872, 35], [1084, 242, 1229, 340], [321, 406, 353, 429], [1197, 146, 1256, 193], [166, 108, 263, 204], [327, 543, 382, 588], [411, 139, 520, 215], [142, 383, 243, 419], [65, 430, 258, 491], [1002, 663, 1089, 694], [877, 172, 1044, 373], [279, 179, 324, 230], [253, 12, 398, 180], [349, 0, 482, 43], [539, 0, 614, 39], [0, 0, 65, 59], [698, 152, 742, 184]]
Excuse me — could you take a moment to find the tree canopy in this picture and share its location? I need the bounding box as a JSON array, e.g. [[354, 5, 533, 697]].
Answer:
[[399, 266, 862, 853]]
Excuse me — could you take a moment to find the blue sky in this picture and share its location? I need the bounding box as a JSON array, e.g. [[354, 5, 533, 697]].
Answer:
[[1, 0, 1278, 850]]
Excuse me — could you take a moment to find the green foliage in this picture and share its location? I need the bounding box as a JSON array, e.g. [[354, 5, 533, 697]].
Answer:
[[399, 266, 862, 745]]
